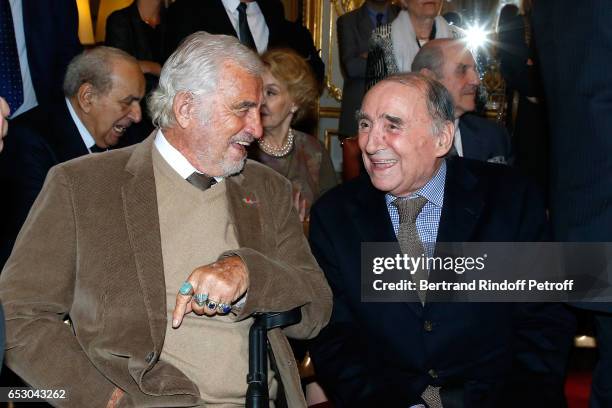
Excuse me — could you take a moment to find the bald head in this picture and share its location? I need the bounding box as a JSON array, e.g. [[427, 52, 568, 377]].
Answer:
[[412, 39, 480, 117]]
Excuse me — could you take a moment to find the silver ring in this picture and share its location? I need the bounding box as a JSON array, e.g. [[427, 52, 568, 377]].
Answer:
[[217, 303, 232, 314], [194, 293, 208, 307], [206, 298, 218, 310]]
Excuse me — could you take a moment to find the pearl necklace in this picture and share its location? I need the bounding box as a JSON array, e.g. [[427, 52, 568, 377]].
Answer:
[[258, 128, 295, 158]]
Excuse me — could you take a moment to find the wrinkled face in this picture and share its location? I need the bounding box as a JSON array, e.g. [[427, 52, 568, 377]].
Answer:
[[357, 81, 447, 197], [88, 59, 145, 148], [187, 62, 263, 177], [261, 68, 295, 130], [437, 44, 480, 117], [402, 0, 443, 19]]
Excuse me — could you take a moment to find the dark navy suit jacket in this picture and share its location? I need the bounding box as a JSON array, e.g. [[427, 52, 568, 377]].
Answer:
[[459, 113, 511, 164], [0, 101, 87, 266], [533, 0, 612, 313], [21, 0, 81, 106], [309, 158, 574, 407]]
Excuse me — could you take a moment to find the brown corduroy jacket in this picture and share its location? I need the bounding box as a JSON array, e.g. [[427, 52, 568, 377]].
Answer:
[[0, 136, 332, 407]]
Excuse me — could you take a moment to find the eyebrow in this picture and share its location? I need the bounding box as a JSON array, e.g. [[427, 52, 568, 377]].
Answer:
[[232, 101, 258, 110], [383, 113, 404, 126], [121, 95, 142, 103], [355, 110, 370, 121]]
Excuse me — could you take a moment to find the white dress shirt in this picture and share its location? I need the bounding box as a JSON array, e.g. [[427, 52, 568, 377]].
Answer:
[[221, 0, 270, 54], [65, 98, 98, 153], [154, 129, 223, 183]]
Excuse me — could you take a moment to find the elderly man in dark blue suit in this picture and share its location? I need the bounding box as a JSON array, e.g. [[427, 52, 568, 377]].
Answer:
[[413, 39, 511, 164], [0, 47, 145, 267], [309, 73, 574, 407]]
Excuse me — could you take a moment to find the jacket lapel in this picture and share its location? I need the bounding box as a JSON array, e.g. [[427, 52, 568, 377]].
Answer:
[[121, 136, 167, 352], [357, 6, 375, 43], [349, 175, 396, 244], [225, 170, 265, 253], [211, 0, 241, 38], [51, 101, 90, 162], [437, 158, 484, 244], [348, 176, 425, 316], [458, 117, 485, 161]]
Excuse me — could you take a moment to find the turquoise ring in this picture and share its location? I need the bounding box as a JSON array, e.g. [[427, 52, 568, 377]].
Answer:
[[179, 282, 193, 296]]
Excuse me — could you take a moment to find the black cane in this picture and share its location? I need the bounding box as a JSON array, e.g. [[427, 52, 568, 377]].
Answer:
[[246, 308, 302, 408]]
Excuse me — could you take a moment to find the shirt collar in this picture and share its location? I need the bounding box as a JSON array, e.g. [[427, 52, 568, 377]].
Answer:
[[153, 129, 224, 182], [385, 160, 446, 208], [365, 4, 388, 20], [222, 0, 260, 15], [65, 98, 96, 152]]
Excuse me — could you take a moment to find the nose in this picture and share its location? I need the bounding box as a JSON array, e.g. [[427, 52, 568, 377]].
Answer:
[[360, 121, 385, 155], [468, 67, 481, 86], [128, 102, 142, 123], [247, 108, 263, 140]]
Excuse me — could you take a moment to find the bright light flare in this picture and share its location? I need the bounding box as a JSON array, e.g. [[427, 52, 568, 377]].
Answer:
[[464, 24, 489, 50]]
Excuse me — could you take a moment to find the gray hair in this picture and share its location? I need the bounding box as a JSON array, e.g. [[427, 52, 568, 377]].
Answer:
[[411, 41, 446, 79], [63, 46, 137, 97], [384, 73, 455, 136], [148, 32, 264, 129]]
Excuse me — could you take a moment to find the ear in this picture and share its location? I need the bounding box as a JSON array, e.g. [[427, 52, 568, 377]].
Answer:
[[172, 92, 195, 129], [290, 104, 298, 114], [420, 68, 437, 80], [434, 120, 455, 158], [76, 83, 95, 113]]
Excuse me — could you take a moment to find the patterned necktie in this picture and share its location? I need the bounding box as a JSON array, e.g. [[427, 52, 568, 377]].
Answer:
[[393, 196, 443, 408], [393, 196, 429, 303], [0, 0, 24, 114], [237, 2, 256, 51], [186, 172, 217, 191], [376, 13, 384, 27]]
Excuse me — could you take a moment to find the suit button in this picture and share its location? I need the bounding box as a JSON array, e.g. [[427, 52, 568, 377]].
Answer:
[[428, 369, 438, 379], [145, 351, 156, 363], [424, 320, 433, 332]]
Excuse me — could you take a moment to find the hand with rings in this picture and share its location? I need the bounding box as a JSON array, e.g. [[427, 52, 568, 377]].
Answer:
[[172, 255, 249, 328]]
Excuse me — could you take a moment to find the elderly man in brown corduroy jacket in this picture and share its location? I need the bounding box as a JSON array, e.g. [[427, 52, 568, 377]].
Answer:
[[0, 32, 332, 408]]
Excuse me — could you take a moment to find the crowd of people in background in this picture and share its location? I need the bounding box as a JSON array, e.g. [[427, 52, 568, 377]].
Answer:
[[0, 0, 610, 407]]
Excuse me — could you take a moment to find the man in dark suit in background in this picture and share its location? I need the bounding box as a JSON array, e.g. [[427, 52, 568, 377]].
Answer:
[[1, 0, 81, 118], [337, 0, 399, 138], [309, 73, 573, 407], [163, 0, 324, 84], [533, 1, 612, 406], [0, 47, 145, 267], [413, 39, 511, 164]]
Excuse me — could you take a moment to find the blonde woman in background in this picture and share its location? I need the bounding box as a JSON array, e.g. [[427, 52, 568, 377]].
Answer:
[[250, 48, 337, 222]]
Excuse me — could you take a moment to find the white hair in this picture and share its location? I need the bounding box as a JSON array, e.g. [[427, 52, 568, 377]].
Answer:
[[148, 32, 264, 128]]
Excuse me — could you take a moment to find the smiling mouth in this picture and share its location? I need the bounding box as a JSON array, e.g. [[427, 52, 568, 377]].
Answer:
[[113, 124, 128, 134], [370, 158, 398, 169]]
